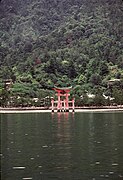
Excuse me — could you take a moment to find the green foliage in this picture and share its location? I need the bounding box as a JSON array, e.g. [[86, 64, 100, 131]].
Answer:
[[89, 73, 102, 86], [112, 88, 123, 105], [93, 94, 106, 106], [0, 0, 123, 106], [0, 88, 10, 107]]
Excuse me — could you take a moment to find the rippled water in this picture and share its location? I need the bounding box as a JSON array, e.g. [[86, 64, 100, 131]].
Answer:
[[1, 112, 123, 180]]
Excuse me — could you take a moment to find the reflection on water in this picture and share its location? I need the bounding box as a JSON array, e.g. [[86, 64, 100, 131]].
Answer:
[[1, 112, 123, 180]]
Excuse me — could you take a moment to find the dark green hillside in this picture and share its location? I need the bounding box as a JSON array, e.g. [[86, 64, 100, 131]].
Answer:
[[0, 0, 123, 106]]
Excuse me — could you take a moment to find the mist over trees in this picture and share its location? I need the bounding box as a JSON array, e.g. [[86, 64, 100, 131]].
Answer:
[[0, 0, 123, 106]]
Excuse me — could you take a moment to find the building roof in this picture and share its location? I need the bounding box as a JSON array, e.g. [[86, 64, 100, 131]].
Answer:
[[108, 79, 120, 82]]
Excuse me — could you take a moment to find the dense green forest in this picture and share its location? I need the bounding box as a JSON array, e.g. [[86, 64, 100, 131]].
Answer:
[[0, 0, 123, 107]]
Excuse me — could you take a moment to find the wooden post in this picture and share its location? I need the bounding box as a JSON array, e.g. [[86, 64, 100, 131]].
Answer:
[[51, 98, 54, 112], [57, 92, 61, 112], [72, 98, 75, 112], [64, 99, 66, 112], [65, 93, 69, 112]]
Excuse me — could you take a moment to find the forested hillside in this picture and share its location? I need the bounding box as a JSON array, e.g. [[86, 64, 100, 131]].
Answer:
[[0, 0, 123, 107]]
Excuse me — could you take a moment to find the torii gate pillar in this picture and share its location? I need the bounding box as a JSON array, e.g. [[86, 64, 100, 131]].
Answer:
[[65, 91, 69, 112], [57, 91, 61, 111]]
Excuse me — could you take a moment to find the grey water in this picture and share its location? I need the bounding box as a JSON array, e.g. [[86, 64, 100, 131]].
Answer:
[[1, 112, 123, 180]]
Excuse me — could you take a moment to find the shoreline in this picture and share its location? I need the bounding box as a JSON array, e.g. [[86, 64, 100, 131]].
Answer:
[[0, 106, 123, 113]]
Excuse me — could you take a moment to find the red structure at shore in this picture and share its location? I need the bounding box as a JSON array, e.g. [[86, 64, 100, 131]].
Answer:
[[51, 86, 75, 112]]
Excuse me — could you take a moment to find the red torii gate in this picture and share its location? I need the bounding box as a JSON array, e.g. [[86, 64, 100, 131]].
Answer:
[[51, 86, 75, 112]]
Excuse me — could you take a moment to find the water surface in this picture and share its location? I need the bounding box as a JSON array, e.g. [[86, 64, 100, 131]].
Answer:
[[1, 112, 123, 180]]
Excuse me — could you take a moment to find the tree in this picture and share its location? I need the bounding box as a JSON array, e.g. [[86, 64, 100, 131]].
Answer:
[[99, 61, 109, 76], [89, 73, 102, 86], [0, 88, 10, 107], [93, 93, 105, 106], [112, 88, 123, 105]]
